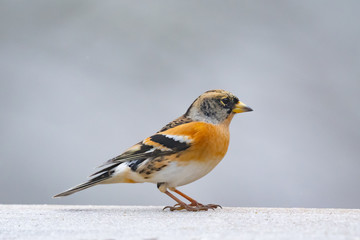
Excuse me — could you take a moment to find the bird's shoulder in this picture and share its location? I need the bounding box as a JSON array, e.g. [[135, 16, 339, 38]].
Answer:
[[98, 117, 195, 167], [158, 117, 230, 143], [157, 115, 193, 132]]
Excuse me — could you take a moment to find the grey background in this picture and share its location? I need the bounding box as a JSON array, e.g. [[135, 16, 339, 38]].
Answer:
[[1, 1, 359, 208]]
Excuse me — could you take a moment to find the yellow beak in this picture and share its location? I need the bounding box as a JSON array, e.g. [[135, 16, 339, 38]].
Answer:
[[232, 101, 253, 113]]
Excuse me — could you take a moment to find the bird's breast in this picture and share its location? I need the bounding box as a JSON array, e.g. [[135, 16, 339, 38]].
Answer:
[[164, 121, 231, 165]]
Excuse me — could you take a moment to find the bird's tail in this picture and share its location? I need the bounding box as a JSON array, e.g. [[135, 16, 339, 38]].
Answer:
[[53, 171, 112, 198]]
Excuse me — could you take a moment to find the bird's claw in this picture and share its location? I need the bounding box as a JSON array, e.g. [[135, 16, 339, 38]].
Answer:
[[163, 202, 222, 211], [189, 202, 222, 210]]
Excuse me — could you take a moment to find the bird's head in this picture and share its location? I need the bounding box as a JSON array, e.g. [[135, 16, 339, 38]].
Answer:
[[184, 89, 253, 124]]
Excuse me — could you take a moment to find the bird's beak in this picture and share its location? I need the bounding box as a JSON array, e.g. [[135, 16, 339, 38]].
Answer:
[[232, 101, 253, 113]]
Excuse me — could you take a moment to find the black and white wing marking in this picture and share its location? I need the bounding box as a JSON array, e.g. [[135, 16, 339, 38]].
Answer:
[[92, 133, 192, 176], [53, 132, 193, 197]]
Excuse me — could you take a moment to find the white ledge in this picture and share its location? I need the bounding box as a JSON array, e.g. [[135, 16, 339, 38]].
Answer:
[[1, 205, 359, 240]]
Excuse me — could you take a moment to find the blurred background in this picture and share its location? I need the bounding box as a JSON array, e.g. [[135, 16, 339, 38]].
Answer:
[[1, 1, 359, 208]]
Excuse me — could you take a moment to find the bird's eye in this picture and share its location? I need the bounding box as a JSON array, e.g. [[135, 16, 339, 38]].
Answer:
[[221, 98, 230, 106]]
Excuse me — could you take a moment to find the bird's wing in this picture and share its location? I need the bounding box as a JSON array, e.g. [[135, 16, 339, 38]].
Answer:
[[91, 118, 195, 177], [54, 120, 204, 198]]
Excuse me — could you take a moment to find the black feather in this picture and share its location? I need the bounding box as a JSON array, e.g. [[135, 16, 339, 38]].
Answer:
[[150, 134, 190, 151], [53, 170, 114, 198]]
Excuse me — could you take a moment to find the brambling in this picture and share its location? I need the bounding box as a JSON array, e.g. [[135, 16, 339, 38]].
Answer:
[[54, 89, 253, 211]]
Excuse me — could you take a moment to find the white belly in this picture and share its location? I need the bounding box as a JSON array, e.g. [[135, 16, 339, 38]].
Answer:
[[103, 158, 222, 187], [148, 160, 220, 187]]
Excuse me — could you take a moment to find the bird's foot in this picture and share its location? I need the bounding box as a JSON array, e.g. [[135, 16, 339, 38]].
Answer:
[[163, 203, 197, 211], [163, 202, 222, 211], [189, 201, 222, 210]]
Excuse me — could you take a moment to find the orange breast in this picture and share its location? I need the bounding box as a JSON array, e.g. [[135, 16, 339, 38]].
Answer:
[[160, 121, 231, 165]]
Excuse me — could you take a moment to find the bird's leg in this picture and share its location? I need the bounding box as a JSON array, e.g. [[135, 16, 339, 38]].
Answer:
[[169, 187, 201, 205], [163, 190, 201, 211], [158, 182, 202, 211], [169, 187, 222, 211]]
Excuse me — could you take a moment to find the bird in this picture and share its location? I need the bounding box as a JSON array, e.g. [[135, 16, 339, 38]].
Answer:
[[54, 89, 253, 211]]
